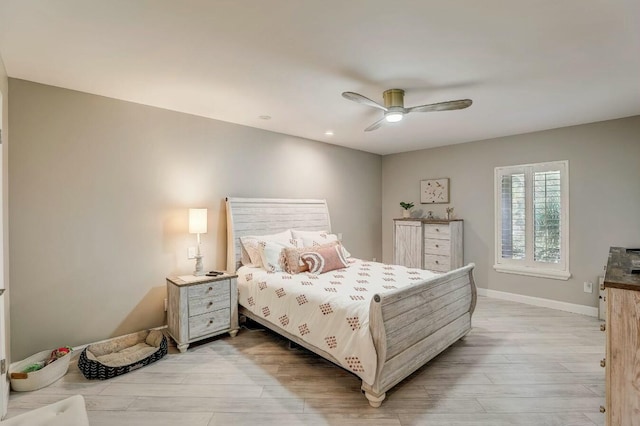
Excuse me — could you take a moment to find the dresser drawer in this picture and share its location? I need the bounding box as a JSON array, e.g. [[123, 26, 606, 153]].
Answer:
[[424, 254, 450, 272], [424, 224, 450, 239], [424, 238, 450, 255], [188, 280, 229, 299], [189, 308, 231, 339], [188, 292, 230, 317]]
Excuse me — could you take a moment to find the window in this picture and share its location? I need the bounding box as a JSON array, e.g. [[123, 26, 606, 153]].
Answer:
[[494, 160, 570, 280]]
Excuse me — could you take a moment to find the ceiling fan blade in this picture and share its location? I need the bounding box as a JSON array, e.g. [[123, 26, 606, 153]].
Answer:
[[406, 99, 473, 114], [342, 92, 387, 111], [364, 117, 387, 132]]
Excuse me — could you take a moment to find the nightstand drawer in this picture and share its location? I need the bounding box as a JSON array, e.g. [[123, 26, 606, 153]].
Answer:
[[424, 254, 450, 272], [188, 280, 229, 299], [424, 224, 450, 239], [189, 308, 231, 339], [424, 239, 450, 255], [188, 292, 230, 316]]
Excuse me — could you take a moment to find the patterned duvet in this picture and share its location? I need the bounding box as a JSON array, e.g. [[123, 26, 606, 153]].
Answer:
[[237, 259, 439, 385]]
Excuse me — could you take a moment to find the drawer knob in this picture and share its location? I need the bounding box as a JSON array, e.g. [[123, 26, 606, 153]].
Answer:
[[435, 260, 439, 264], [600, 358, 606, 368], [600, 323, 606, 332], [435, 244, 439, 248], [209, 320, 213, 325], [600, 406, 606, 413], [208, 286, 213, 291], [208, 301, 213, 307], [436, 228, 440, 232]]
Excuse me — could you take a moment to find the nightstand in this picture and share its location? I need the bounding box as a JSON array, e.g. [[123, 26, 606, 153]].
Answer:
[[166, 273, 239, 353]]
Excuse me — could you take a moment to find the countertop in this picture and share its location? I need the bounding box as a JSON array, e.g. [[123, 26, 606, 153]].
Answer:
[[394, 218, 463, 224], [604, 247, 640, 291]]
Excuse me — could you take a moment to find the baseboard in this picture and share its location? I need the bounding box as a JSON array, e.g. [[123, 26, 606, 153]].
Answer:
[[477, 288, 599, 317]]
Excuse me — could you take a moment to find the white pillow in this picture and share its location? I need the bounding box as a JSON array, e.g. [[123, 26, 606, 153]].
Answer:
[[259, 239, 303, 272], [291, 229, 335, 245], [290, 229, 351, 257], [240, 230, 295, 268]]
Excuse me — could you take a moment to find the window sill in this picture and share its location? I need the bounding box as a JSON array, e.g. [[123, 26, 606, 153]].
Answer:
[[493, 264, 571, 280]]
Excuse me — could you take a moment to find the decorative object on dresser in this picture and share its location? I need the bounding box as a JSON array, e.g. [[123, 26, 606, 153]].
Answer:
[[188, 208, 208, 276], [601, 246, 640, 425], [226, 197, 476, 407], [446, 207, 454, 220], [399, 201, 414, 218], [420, 178, 449, 203], [393, 218, 463, 272], [166, 273, 239, 353]]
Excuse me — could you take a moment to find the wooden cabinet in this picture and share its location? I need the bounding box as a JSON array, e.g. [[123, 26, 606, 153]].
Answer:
[[167, 274, 239, 353], [393, 219, 463, 272], [602, 247, 640, 426]]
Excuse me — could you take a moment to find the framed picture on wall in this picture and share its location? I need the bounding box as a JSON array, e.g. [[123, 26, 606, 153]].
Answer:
[[421, 178, 449, 204]]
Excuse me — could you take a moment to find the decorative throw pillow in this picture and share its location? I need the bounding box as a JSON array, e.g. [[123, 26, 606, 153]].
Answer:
[[240, 230, 294, 267], [290, 229, 351, 257], [282, 241, 341, 274], [300, 244, 349, 274]]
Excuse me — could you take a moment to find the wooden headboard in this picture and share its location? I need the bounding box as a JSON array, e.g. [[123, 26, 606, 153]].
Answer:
[[226, 197, 331, 272]]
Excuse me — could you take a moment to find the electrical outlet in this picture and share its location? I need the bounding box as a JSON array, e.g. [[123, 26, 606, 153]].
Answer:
[[337, 233, 343, 241], [188, 247, 196, 259], [583, 281, 593, 293], [372, 257, 377, 262]]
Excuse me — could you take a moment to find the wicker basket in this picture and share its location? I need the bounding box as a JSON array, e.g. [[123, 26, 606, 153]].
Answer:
[[9, 349, 71, 392], [77, 331, 168, 380]]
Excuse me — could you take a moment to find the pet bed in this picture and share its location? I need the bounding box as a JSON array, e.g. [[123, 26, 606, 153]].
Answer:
[[78, 329, 167, 380]]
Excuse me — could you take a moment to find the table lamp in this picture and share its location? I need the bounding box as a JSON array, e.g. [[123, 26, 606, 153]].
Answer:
[[189, 208, 207, 276]]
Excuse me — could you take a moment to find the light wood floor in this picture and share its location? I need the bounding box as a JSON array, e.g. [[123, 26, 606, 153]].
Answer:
[[6, 296, 606, 425]]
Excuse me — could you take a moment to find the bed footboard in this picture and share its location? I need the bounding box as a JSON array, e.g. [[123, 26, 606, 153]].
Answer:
[[363, 263, 476, 407]]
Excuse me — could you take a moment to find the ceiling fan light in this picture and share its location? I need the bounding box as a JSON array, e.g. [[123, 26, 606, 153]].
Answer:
[[385, 112, 403, 123]]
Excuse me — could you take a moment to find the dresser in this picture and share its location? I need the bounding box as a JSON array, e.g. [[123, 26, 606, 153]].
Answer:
[[602, 247, 640, 426], [393, 218, 463, 272], [166, 274, 239, 353]]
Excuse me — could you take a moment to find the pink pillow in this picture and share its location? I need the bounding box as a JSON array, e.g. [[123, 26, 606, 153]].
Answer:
[[300, 245, 349, 274]]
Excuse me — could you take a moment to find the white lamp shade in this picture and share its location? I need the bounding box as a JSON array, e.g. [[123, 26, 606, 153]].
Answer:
[[189, 208, 208, 234]]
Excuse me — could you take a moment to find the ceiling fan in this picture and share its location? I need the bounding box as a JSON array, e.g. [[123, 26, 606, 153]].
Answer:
[[342, 89, 472, 132]]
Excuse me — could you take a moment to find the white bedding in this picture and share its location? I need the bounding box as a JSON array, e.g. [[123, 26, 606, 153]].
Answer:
[[237, 258, 440, 385]]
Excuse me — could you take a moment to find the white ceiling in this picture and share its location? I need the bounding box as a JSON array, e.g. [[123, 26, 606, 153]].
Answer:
[[1, 0, 639, 155]]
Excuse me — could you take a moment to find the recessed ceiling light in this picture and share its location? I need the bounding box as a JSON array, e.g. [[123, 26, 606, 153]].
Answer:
[[259, 115, 271, 120], [325, 130, 334, 136]]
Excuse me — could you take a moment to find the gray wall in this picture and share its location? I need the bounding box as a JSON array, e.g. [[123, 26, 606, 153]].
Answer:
[[382, 116, 640, 307], [8, 79, 382, 359]]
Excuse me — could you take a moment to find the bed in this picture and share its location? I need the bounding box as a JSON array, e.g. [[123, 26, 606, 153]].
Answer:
[[226, 197, 476, 407]]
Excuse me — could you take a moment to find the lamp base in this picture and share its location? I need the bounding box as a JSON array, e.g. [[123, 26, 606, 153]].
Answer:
[[193, 255, 205, 276]]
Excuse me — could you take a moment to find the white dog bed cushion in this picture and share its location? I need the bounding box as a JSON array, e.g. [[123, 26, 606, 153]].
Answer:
[[0, 394, 89, 426]]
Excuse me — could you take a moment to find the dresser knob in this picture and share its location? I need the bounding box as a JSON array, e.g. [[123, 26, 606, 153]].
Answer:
[[207, 301, 213, 307], [436, 228, 440, 232], [208, 320, 213, 325], [435, 260, 439, 264], [208, 286, 213, 291], [600, 358, 606, 368], [435, 244, 439, 248], [600, 406, 606, 413], [600, 323, 606, 332]]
